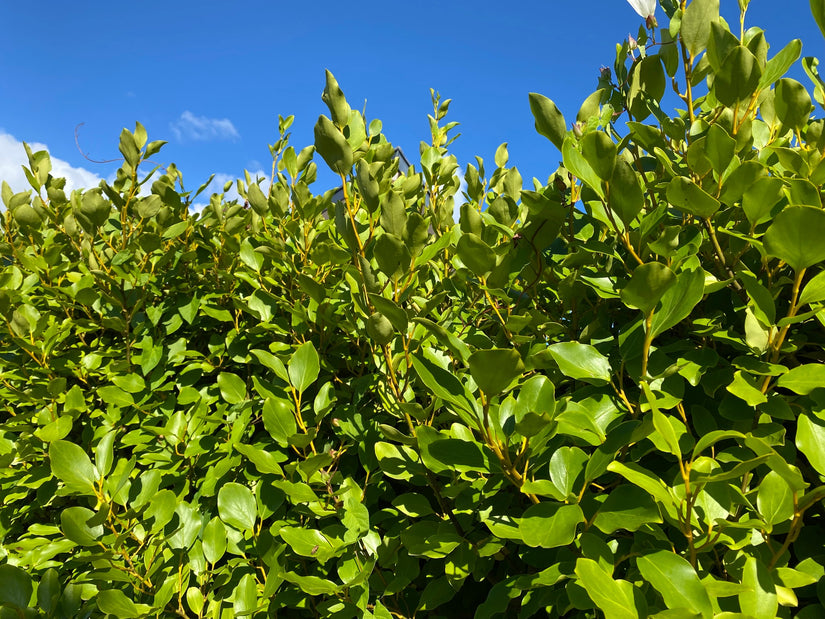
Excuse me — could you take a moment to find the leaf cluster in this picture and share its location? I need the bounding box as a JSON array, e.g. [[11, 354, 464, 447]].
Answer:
[[2, 2, 825, 617]]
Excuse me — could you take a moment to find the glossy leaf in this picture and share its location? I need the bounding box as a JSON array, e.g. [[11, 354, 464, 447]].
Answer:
[[61, 506, 103, 546], [96, 589, 141, 619], [547, 342, 611, 385], [739, 557, 778, 619], [777, 363, 825, 394], [757, 470, 794, 527], [637, 551, 713, 618], [217, 371, 247, 404], [519, 503, 584, 548], [288, 341, 320, 393], [593, 484, 662, 533], [49, 440, 98, 492], [218, 482, 257, 531], [314, 114, 352, 174], [574, 558, 639, 619], [796, 413, 825, 476]]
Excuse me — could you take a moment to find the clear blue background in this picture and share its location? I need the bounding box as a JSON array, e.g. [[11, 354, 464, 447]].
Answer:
[[1, 1, 823, 195]]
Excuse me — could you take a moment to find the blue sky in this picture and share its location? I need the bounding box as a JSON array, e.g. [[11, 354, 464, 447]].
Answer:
[[1, 1, 823, 200]]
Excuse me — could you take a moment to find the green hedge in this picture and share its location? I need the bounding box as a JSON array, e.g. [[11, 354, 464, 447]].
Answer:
[[3, 1, 825, 617]]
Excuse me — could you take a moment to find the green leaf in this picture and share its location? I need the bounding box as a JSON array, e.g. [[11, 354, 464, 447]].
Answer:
[[796, 413, 825, 476], [427, 438, 493, 473], [322, 70, 350, 126], [680, 0, 719, 58], [757, 471, 795, 527], [581, 131, 616, 181], [218, 482, 257, 531], [547, 342, 612, 385], [217, 372, 247, 404], [456, 232, 496, 277], [548, 446, 587, 498], [607, 461, 673, 506], [519, 503, 584, 548], [574, 558, 639, 619], [61, 506, 103, 546], [777, 363, 825, 394], [376, 441, 427, 479], [704, 124, 736, 175], [380, 191, 407, 237], [620, 262, 676, 314], [98, 385, 134, 408], [775, 78, 812, 130], [468, 348, 524, 395], [759, 39, 802, 88], [563, 137, 604, 198], [374, 233, 406, 277], [800, 270, 825, 306], [636, 551, 713, 619], [262, 397, 297, 446], [411, 353, 477, 416], [667, 177, 720, 219], [743, 178, 784, 227], [593, 484, 662, 533], [288, 341, 320, 393], [529, 93, 567, 150], [739, 557, 777, 619], [764, 206, 825, 271], [282, 571, 339, 595], [234, 442, 284, 475], [314, 114, 352, 175], [714, 46, 762, 106], [0, 564, 33, 609], [233, 573, 258, 617], [112, 373, 145, 394], [202, 517, 227, 564], [813, 0, 825, 41], [49, 440, 98, 492], [608, 160, 644, 226], [691, 430, 745, 460], [726, 371, 768, 406], [366, 313, 394, 345], [650, 267, 704, 339], [97, 589, 140, 619]]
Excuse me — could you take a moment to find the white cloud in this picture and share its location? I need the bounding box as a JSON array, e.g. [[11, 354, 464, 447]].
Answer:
[[0, 131, 103, 195], [170, 111, 239, 142]]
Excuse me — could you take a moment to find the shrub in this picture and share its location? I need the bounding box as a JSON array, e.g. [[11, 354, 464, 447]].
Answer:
[[2, 1, 825, 617]]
